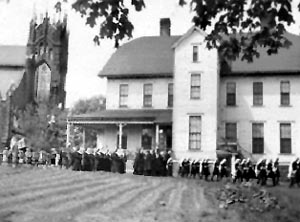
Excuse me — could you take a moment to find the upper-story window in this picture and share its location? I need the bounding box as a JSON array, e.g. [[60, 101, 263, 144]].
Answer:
[[143, 84, 152, 107], [168, 83, 173, 107], [280, 81, 290, 106], [119, 84, 128, 107], [190, 74, 201, 99], [225, 122, 237, 142], [253, 82, 263, 106], [192, 45, 199, 62], [226, 82, 236, 106]]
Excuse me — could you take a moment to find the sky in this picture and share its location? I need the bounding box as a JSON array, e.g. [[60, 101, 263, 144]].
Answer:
[[0, 0, 299, 108]]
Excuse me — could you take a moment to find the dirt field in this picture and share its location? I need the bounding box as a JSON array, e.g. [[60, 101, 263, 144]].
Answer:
[[0, 166, 298, 222]]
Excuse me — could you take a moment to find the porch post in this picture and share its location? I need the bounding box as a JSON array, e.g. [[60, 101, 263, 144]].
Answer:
[[118, 123, 123, 149], [155, 124, 159, 149], [231, 153, 236, 178], [66, 122, 70, 148], [82, 128, 86, 149]]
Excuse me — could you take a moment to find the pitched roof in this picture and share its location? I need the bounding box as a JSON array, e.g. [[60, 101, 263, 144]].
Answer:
[[223, 33, 300, 75], [99, 29, 300, 78], [99, 36, 181, 78], [0, 45, 26, 67], [0, 68, 25, 100], [68, 109, 172, 124]]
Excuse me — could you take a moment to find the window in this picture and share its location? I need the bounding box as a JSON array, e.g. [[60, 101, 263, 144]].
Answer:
[[226, 82, 236, 106], [48, 48, 53, 60], [280, 81, 290, 106], [252, 123, 264, 154], [143, 84, 152, 107], [117, 134, 127, 149], [141, 128, 152, 150], [280, 123, 291, 154], [39, 42, 44, 55], [193, 45, 198, 62], [225, 123, 237, 142], [119, 84, 128, 107], [168, 83, 173, 107], [190, 74, 201, 99], [253, 82, 263, 106], [189, 116, 201, 150], [34, 63, 51, 101]]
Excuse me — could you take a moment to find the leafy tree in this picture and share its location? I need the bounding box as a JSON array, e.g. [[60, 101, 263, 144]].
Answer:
[[70, 95, 106, 115], [14, 103, 67, 152], [54, 0, 300, 62], [69, 95, 106, 148]]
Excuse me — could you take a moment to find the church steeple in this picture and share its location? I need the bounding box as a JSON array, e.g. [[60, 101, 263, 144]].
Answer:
[[26, 10, 69, 109]]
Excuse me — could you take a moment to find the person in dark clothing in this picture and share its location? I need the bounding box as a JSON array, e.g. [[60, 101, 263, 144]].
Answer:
[[202, 159, 210, 180], [151, 152, 159, 176], [289, 158, 299, 187], [219, 159, 228, 180], [82, 149, 90, 171], [166, 156, 173, 177], [211, 159, 220, 181], [98, 151, 106, 171], [180, 158, 190, 177], [94, 149, 100, 171], [110, 152, 120, 173], [266, 159, 276, 186], [118, 152, 127, 174], [246, 158, 256, 181], [70, 147, 82, 171], [256, 159, 267, 185], [144, 151, 152, 176], [273, 158, 280, 185], [133, 150, 144, 175], [191, 160, 200, 179]]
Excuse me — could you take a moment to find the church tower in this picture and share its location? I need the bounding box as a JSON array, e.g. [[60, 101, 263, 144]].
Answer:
[[25, 12, 69, 109]]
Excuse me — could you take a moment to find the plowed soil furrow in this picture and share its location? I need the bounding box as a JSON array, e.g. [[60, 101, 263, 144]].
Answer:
[[56, 180, 140, 213], [38, 176, 127, 210], [0, 171, 105, 198], [191, 185, 201, 210], [180, 185, 199, 213], [167, 182, 187, 211], [100, 180, 160, 212], [0, 168, 67, 189], [0, 174, 118, 211], [118, 181, 175, 215]]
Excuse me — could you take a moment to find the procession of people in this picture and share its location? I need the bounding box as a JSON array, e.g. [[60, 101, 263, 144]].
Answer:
[[1, 143, 300, 188], [132, 149, 173, 177], [1, 144, 127, 174], [175, 156, 300, 188]]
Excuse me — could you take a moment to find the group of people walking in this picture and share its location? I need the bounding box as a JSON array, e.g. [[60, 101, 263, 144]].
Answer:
[[2, 145, 300, 187], [132, 149, 173, 177], [69, 146, 127, 173], [1, 145, 127, 174], [178, 157, 300, 187], [1, 147, 52, 167]]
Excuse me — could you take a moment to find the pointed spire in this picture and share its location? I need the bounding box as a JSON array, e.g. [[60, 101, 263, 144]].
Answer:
[[32, 2, 37, 23]]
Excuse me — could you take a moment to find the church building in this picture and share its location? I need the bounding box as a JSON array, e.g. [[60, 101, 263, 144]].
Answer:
[[68, 18, 300, 165], [0, 13, 69, 148]]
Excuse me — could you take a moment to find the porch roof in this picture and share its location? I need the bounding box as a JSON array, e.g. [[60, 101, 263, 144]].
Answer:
[[68, 109, 172, 124]]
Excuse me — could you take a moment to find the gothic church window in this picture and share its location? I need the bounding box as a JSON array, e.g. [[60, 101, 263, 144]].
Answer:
[[34, 63, 51, 102], [48, 48, 53, 60], [39, 42, 44, 55]]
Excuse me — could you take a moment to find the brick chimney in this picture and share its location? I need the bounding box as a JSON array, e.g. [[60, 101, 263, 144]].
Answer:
[[160, 18, 171, 37]]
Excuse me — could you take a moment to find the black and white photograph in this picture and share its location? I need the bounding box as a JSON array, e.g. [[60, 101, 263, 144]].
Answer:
[[1, 0, 300, 221]]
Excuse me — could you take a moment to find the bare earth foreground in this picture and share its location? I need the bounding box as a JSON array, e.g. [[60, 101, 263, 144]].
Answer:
[[0, 167, 299, 222]]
